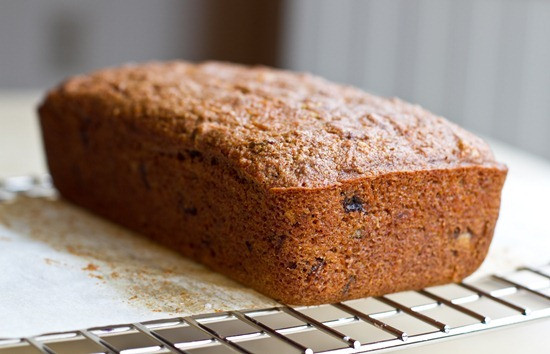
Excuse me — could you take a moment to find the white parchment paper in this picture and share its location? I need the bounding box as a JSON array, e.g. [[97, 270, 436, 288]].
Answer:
[[0, 196, 277, 338]]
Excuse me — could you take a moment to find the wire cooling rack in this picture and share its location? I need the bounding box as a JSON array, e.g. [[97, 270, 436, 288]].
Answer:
[[1, 175, 549, 354]]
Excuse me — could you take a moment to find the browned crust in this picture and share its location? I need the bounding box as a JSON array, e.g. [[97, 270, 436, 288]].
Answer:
[[38, 79, 507, 304], [45, 61, 503, 190]]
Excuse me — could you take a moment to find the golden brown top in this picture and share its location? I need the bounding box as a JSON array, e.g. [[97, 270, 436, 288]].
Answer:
[[49, 61, 503, 189]]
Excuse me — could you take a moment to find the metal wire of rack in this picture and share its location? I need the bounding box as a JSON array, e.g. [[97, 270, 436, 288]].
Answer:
[[1, 175, 549, 354]]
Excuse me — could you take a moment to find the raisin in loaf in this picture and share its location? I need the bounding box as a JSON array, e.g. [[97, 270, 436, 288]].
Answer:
[[38, 61, 507, 305]]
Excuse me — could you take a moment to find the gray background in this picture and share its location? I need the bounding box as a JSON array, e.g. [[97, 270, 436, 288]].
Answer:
[[1, 0, 549, 159]]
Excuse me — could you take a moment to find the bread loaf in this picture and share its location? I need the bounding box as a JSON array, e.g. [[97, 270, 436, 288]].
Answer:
[[38, 61, 507, 305]]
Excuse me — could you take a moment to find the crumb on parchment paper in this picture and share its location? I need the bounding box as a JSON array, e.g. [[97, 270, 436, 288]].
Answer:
[[44, 258, 58, 265], [82, 263, 99, 271]]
